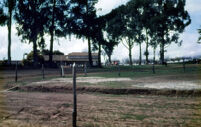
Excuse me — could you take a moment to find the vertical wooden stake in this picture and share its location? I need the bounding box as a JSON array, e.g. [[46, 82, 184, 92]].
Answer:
[[183, 58, 186, 72], [72, 63, 77, 127], [60, 65, 62, 77], [152, 63, 155, 74], [61, 65, 64, 77], [118, 65, 120, 77], [42, 64, 45, 79], [15, 61, 18, 82], [84, 63, 87, 76]]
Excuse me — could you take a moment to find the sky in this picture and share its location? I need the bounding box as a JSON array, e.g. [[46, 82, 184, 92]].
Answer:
[[0, 0, 201, 62]]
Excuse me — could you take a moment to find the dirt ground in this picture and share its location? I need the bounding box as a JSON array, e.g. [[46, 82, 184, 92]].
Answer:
[[1, 65, 201, 127], [9, 74, 201, 97], [27, 75, 201, 90], [1, 91, 201, 127]]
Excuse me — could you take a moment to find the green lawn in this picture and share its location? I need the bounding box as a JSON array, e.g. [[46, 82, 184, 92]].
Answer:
[[86, 64, 201, 78]]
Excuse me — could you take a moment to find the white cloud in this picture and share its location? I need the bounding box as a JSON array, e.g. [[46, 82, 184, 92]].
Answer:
[[186, 0, 201, 13], [95, 0, 129, 15]]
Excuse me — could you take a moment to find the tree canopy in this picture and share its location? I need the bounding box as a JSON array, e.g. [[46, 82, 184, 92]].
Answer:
[[0, 0, 192, 67], [15, 0, 48, 66], [0, 7, 7, 26], [70, 0, 98, 67]]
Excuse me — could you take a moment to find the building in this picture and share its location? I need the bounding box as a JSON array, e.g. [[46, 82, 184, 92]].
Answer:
[[66, 52, 98, 65], [43, 52, 98, 66], [43, 55, 67, 64]]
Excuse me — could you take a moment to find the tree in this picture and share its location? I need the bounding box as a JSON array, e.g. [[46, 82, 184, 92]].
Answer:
[[15, 0, 48, 67], [42, 49, 64, 55], [102, 39, 118, 64], [152, 0, 191, 64], [127, 0, 145, 65], [4, 0, 16, 64], [104, 5, 136, 65], [140, 0, 156, 64], [42, 0, 70, 65], [70, 0, 98, 67], [91, 16, 106, 68], [149, 31, 159, 73], [102, 7, 125, 64], [22, 50, 44, 66]]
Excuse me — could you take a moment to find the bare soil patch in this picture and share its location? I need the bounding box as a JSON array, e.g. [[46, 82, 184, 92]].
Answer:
[[1, 91, 201, 127], [11, 76, 201, 96]]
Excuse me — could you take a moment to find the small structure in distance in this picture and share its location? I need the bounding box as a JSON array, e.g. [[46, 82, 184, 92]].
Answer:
[[43, 52, 98, 66]]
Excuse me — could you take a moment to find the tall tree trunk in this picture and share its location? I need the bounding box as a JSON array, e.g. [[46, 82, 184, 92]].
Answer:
[[152, 47, 156, 74], [145, 29, 149, 64], [49, 0, 56, 65], [98, 41, 102, 68], [108, 54, 111, 64], [7, 10, 12, 64], [88, 37, 93, 67], [128, 38, 133, 66], [86, 0, 92, 67], [139, 42, 142, 65], [128, 47, 132, 66], [160, 40, 165, 64], [33, 39, 38, 67]]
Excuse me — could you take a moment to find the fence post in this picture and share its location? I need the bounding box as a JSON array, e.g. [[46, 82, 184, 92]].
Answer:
[[60, 65, 62, 77], [118, 65, 120, 77], [42, 64, 45, 79], [152, 63, 155, 74], [84, 63, 87, 76], [72, 63, 77, 127], [61, 65, 64, 77], [183, 58, 186, 72], [15, 61, 18, 82]]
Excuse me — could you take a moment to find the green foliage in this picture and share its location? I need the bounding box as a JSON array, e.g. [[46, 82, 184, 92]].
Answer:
[[42, 0, 70, 38], [150, 0, 191, 62], [15, 0, 48, 65], [70, 0, 98, 39], [15, 0, 47, 44], [101, 6, 126, 63], [42, 0, 70, 63], [22, 51, 44, 66], [70, 0, 99, 67], [42, 49, 64, 55], [0, 8, 7, 26], [1, 0, 16, 63]]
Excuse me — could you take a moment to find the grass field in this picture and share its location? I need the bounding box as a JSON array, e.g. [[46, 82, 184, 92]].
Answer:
[[0, 64, 201, 126], [1, 92, 201, 127]]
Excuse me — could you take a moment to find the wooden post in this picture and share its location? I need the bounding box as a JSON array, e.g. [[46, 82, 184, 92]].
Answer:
[[152, 63, 155, 74], [60, 65, 62, 77], [72, 63, 77, 127], [15, 61, 18, 82], [61, 65, 64, 77], [118, 65, 120, 77], [183, 58, 186, 72], [84, 63, 87, 76], [42, 64, 45, 79]]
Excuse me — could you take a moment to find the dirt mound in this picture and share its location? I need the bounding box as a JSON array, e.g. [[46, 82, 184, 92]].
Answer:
[[11, 85, 201, 97], [32, 77, 132, 84]]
